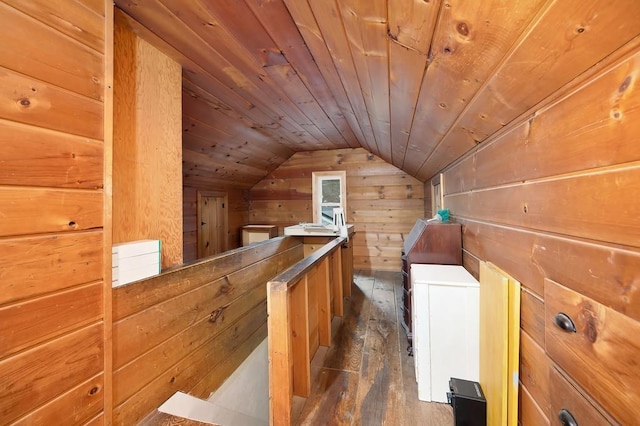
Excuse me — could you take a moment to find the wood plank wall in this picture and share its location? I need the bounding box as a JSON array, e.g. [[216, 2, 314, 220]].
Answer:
[[0, 0, 111, 424], [113, 16, 183, 269], [250, 148, 425, 271], [443, 42, 640, 424], [112, 237, 304, 424]]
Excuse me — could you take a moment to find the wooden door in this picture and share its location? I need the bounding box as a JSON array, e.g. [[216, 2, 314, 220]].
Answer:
[[197, 191, 228, 258]]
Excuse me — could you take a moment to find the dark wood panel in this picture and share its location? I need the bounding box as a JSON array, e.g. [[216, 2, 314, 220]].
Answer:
[[545, 278, 640, 425], [461, 218, 640, 319], [0, 231, 103, 304], [0, 187, 103, 238], [549, 367, 614, 425], [520, 288, 545, 346], [519, 331, 551, 418], [0, 120, 103, 188], [0, 2, 103, 100], [0, 324, 103, 424], [519, 384, 549, 426]]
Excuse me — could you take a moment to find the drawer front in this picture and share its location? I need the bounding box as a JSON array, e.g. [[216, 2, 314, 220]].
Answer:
[[549, 367, 613, 425], [545, 278, 640, 425]]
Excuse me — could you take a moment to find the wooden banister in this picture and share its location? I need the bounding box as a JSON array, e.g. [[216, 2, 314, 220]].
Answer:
[[267, 236, 350, 425]]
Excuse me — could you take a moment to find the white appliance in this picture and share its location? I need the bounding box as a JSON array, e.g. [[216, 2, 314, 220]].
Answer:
[[411, 264, 480, 403]]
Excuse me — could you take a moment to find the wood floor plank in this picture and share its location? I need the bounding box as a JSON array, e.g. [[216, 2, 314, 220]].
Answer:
[[296, 270, 453, 425]]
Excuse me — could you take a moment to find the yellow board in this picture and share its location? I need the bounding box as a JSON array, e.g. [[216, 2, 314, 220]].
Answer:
[[479, 262, 521, 426]]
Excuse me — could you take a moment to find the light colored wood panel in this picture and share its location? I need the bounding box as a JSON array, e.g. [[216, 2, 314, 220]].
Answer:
[[12, 374, 104, 426], [0, 231, 103, 304], [446, 51, 640, 194], [268, 281, 293, 425], [348, 184, 425, 200], [349, 198, 425, 211], [449, 166, 640, 248], [348, 173, 423, 187], [519, 331, 551, 418], [0, 2, 103, 100], [0, 66, 103, 139], [4, 0, 105, 52], [113, 20, 183, 268], [387, 0, 439, 53], [113, 293, 267, 405], [545, 278, 640, 425], [0, 282, 102, 358], [0, 187, 103, 238], [0, 119, 102, 188], [290, 277, 311, 397], [113, 308, 266, 425], [479, 262, 509, 426], [113, 246, 300, 369], [0, 323, 103, 424], [403, 0, 546, 176]]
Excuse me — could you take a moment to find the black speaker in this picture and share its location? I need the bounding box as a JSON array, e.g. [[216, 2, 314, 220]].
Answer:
[[447, 377, 486, 426]]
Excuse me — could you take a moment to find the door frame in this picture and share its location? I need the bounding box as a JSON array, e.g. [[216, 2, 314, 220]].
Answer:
[[196, 190, 228, 258]]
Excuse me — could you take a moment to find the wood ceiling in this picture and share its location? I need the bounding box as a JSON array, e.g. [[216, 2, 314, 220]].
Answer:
[[115, 0, 640, 188]]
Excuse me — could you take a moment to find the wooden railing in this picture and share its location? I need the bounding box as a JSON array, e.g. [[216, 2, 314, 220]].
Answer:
[[267, 236, 352, 425]]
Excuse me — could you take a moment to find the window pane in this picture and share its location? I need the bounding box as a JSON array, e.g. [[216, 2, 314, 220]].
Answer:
[[321, 206, 334, 225], [322, 179, 341, 203]]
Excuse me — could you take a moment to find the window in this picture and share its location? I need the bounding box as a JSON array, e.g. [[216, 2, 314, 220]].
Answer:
[[312, 171, 347, 225], [431, 173, 444, 215]]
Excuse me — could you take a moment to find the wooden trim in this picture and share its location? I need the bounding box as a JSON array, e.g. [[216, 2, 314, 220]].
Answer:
[[102, 1, 114, 423]]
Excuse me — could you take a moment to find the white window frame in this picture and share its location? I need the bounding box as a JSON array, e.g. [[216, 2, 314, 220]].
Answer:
[[312, 171, 347, 225]]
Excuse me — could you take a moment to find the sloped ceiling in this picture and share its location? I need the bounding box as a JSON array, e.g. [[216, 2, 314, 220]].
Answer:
[[115, 0, 640, 188]]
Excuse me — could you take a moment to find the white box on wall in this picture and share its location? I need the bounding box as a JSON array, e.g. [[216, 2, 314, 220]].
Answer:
[[112, 239, 161, 287]]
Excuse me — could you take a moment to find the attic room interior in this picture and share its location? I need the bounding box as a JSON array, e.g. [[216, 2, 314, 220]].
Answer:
[[1, 0, 639, 425]]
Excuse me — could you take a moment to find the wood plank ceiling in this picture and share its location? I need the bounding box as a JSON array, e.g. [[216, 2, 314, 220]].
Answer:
[[115, 0, 640, 188]]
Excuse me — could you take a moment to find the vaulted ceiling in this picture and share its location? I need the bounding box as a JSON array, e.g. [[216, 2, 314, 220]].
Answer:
[[115, 0, 640, 188]]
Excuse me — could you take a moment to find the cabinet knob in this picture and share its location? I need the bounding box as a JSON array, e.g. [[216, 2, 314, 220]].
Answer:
[[558, 408, 578, 426], [554, 312, 577, 333]]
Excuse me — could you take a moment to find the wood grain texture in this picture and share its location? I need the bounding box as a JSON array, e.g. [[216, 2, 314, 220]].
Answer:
[[520, 288, 545, 347], [0, 324, 104, 424], [545, 278, 640, 425], [113, 18, 183, 268], [519, 384, 549, 426], [519, 331, 550, 419], [0, 231, 103, 304], [0, 119, 103, 188], [250, 148, 425, 271]]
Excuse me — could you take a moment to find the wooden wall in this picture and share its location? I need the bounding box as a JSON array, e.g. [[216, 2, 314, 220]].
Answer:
[[113, 14, 183, 269], [250, 148, 424, 271], [112, 237, 304, 424], [0, 0, 112, 424], [444, 42, 640, 424]]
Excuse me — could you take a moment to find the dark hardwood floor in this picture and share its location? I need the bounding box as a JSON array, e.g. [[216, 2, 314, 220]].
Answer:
[[295, 270, 454, 425]]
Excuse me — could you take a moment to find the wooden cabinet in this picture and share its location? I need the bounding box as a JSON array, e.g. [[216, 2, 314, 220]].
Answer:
[[545, 278, 640, 425], [401, 221, 462, 342]]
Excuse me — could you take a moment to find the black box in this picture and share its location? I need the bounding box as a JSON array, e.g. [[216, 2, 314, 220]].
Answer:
[[447, 377, 486, 426]]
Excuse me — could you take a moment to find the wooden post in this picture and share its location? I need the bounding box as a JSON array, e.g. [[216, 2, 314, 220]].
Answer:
[[317, 257, 332, 346], [268, 281, 293, 425], [289, 277, 311, 397]]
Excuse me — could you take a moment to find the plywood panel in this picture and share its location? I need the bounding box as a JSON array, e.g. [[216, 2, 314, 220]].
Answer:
[[113, 18, 183, 268]]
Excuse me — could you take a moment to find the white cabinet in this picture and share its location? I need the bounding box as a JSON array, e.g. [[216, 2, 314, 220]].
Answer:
[[411, 264, 480, 403]]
